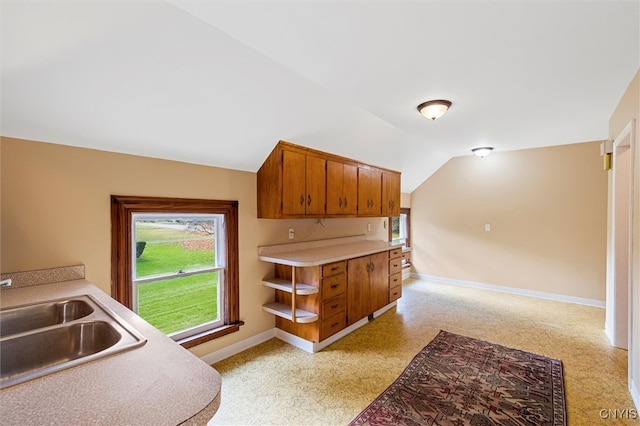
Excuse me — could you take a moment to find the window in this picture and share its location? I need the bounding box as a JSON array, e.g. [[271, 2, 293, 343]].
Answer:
[[390, 207, 410, 247], [111, 196, 242, 348]]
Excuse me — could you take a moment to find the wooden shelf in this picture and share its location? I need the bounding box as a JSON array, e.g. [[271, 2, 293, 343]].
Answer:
[[262, 302, 318, 323], [262, 278, 318, 295]]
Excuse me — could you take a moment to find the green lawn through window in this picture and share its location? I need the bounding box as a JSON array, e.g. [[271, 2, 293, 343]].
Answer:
[[135, 222, 218, 334]]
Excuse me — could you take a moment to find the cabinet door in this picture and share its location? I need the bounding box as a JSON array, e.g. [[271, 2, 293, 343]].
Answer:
[[358, 168, 382, 216], [342, 164, 358, 215], [369, 252, 389, 312], [327, 161, 358, 215], [326, 161, 344, 215], [347, 256, 371, 326], [381, 172, 400, 217], [282, 150, 306, 215], [305, 155, 326, 215]]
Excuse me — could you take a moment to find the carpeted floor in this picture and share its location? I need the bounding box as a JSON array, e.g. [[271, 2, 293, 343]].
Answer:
[[209, 279, 634, 425], [349, 330, 566, 425]]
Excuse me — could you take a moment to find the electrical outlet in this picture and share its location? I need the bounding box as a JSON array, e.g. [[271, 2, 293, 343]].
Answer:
[[484, 224, 491, 232], [367, 223, 372, 232], [288, 228, 294, 239]]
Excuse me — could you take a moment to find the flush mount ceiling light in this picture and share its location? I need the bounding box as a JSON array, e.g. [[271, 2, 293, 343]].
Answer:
[[417, 99, 452, 121], [471, 147, 494, 158]]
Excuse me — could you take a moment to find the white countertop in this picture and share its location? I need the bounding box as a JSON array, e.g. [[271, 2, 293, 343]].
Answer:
[[0, 279, 221, 425], [258, 236, 403, 266]]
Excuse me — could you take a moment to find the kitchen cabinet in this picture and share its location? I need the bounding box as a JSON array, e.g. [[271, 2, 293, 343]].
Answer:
[[259, 236, 403, 351], [281, 150, 326, 216], [381, 171, 401, 217], [264, 261, 346, 343], [326, 160, 358, 215], [347, 251, 388, 325], [389, 248, 403, 303], [357, 167, 382, 216], [257, 141, 400, 219]]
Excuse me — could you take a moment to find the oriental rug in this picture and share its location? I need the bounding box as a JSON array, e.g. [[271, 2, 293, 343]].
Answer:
[[348, 330, 566, 426]]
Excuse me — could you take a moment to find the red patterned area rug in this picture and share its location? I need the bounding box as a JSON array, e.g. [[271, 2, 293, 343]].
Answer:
[[349, 330, 566, 426]]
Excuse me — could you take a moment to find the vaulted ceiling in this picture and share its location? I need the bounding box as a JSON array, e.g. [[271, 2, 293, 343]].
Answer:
[[2, 1, 638, 192]]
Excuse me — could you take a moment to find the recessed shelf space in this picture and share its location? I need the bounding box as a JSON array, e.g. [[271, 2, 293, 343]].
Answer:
[[262, 278, 318, 295], [262, 302, 318, 323]]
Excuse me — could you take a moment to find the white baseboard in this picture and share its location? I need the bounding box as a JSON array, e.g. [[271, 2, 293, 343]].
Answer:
[[199, 328, 276, 365], [631, 378, 640, 411], [199, 300, 398, 363], [413, 273, 605, 308], [276, 301, 398, 353]]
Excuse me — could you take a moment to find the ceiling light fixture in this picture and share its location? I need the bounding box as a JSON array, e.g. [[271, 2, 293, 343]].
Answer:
[[471, 147, 494, 158], [417, 99, 452, 121]]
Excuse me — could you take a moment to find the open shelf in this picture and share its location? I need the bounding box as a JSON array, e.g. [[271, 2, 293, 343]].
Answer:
[[262, 278, 318, 295], [262, 302, 318, 323]]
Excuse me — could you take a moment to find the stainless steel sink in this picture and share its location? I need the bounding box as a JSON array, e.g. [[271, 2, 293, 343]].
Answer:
[[0, 295, 146, 388], [0, 298, 94, 337]]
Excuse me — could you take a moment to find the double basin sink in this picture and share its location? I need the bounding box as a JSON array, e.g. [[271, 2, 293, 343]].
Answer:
[[0, 294, 146, 388]]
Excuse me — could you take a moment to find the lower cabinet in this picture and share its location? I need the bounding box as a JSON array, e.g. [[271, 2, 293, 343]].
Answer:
[[389, 248, 403, 302], [263, 249, 400, 344], [347, 252, 388, 326]]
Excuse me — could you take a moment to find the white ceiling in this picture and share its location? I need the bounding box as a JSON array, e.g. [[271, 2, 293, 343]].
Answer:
[[2, 1, 638, 192]]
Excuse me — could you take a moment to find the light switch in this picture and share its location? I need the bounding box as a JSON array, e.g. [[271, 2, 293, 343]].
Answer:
[[484, 224, 491, 232]]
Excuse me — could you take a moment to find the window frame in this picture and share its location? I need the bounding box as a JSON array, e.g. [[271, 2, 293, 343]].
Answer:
[[389, 207, 411, 247], [111, 195, 242, 348]]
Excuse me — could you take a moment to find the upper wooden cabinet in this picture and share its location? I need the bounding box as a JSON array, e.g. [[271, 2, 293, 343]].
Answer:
[[381, 171, 401, 217], [326, 160, 357, 215], [282, 150, 326, 216], [257, 141, 400, 219], [357, 167, 382, 216]]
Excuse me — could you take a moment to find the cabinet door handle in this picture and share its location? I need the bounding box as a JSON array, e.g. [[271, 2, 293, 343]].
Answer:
[[300, 195, 305, 205], [339, 197, 343, 207], [308, 195, 312, 206], [344, 198, 348, 207]]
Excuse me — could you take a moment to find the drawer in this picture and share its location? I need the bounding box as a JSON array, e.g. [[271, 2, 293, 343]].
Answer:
[[322, 274, 346, 299], [402, 251, 411, 264], [389, 272, 402, 289], [322, 295, 346, 319], [321, 313, 347, 340], [322, 261, 346, 277], [389, 258, 402, 275], [389, 248, 402, 259], [389, 285, 402, 302]]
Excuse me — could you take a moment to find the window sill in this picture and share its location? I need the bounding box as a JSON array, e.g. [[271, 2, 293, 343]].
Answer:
[[178, 321, 245, 349]]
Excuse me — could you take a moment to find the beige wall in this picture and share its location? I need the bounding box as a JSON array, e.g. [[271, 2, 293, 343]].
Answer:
[[0, 137, 387, 357], [410, 141, 608, 301]]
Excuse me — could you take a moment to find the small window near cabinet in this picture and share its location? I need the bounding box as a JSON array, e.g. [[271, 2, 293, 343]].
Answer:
[[111, 195, 243, 348], [390, 208, 410, 248]]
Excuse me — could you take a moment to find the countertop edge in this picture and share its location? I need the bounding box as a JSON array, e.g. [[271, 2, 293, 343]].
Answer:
[[258, 240, 404, 266]]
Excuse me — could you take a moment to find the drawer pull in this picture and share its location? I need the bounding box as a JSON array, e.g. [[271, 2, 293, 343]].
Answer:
[[331, 283, 339, 289], [331, 304, 339, 309], [331, 322, 339, 328], [331, 267, 339, 271]]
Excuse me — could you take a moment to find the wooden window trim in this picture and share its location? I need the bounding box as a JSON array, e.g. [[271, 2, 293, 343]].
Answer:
[[111, 195, 242, 347]]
